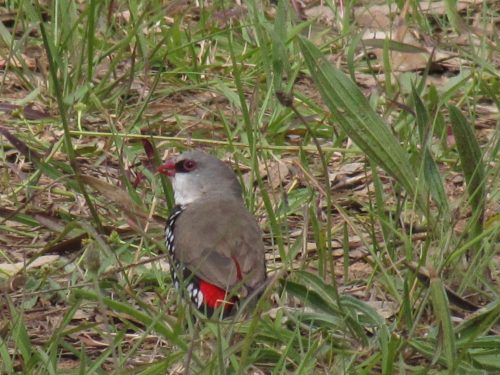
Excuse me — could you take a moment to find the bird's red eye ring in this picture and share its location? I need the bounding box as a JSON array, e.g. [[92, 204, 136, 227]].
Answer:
[[183, 159, 197, 171]]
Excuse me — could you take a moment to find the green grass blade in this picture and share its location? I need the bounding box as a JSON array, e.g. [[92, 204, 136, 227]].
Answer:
[[429, 275, 457, 371], [423, 147, 449, 214], [411, 81, 447, 218], [71, 288, 187, 351], [298, 37, 426, 213], [455, 299, 500, 344], [448, 105, 486, 238], [10, 305, 34, 368]]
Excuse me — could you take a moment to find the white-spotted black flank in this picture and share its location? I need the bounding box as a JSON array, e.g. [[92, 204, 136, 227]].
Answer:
[[165, 205, 205, 310]]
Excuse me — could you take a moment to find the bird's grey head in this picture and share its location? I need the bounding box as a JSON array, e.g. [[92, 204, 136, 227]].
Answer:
[[158, 150, 243, 206]]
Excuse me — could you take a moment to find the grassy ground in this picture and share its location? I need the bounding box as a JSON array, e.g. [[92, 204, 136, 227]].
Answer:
[[0, 0, 499, 374]]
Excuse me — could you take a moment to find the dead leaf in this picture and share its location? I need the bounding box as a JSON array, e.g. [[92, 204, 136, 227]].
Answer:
[[339, 162, 365, 175], [81, 175, 152, 224], [305, 5, 335, 26], [365, 300, 399, 319], [0, 53, 36, 70], [0, 255, 60, 275], [0, 125, 42, 162], [266, 160, 290, 189], [353, 4, 456, 73], [404, 261, 480, 311], [0, 275, 25, 293]]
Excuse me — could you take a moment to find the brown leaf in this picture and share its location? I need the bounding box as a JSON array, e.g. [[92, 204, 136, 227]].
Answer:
[[81, 175, 160, 226], [404, 261, 479, 311], [0, 103, 49, 120], [266, 160, 290, 189], [0, 125, 42, 162], [33, 213, 65, 232], [22, 105, 50, 120], [0, 255, 60, 275], [0, 275, 26, 293], [141, 137, 155, 161], [365, 300, 399, 319]]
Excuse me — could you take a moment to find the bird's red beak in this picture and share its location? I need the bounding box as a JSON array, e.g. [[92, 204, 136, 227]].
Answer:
[[157, 159, 176, 176]]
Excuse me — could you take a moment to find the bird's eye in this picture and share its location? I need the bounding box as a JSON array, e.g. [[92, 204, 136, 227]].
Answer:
[[175, 159, 197, 173], [183, 159, 197, 172]]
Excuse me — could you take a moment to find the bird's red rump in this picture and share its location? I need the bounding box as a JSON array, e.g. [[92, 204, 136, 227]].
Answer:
[[199, 280, 236, 310]]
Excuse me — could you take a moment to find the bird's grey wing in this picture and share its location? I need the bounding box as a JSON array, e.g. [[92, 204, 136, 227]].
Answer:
[[173, 199, 266, 292]]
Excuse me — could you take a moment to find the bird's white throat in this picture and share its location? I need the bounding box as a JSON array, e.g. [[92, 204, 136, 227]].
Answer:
[[172, 173, 203, 206]]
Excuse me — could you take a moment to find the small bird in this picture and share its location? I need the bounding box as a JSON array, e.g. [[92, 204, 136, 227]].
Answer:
[[158, 150, 267, 317]]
